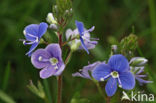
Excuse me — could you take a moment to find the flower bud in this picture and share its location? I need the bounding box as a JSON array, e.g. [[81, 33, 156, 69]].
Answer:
[[49, 24, 58, 30], [46, 13, 57, 24], [70, 8, 72, 13], [70, 41, 81, 51], [111, 45, 118, 54], [65, 10, 69, 14], [130, 57, 148, 66]]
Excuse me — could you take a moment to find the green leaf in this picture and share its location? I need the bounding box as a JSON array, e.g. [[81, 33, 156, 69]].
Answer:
[[70, 92, 90, 103], [27, 80, 45, 99], [0, 90, 16, 103], [43, 79, 52, 103], [2, 62, 11, 90]]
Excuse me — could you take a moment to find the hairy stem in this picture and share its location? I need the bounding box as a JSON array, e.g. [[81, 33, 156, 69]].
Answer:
[[106, 97, 110, 103], [62, 37, 77, 46], [57, 75, 62, 103]]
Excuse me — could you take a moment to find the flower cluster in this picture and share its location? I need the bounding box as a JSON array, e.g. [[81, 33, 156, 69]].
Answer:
[[21, 2, 152, 101], [73, 54, 152, 96], [21, 16, 98, 78]]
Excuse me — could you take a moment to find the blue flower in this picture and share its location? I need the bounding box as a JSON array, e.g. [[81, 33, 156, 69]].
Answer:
[[31, 44, 65, 79], [75, 20, 97, 54], [92, 54, 135, 97], [22, 22, 48, 56]]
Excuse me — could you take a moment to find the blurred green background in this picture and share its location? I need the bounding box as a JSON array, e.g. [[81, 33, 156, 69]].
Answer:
[[0, 0, 156, 103]]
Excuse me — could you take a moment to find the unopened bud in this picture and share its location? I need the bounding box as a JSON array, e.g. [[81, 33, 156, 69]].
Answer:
[[70, 41, 81, 51], [130, 57, 148, 66], [46, 13, 57, 24], [111, 45, 118, 54], [70, 8, 72, 13], [65, 10, 69, 14], [49, 24, 58, 30]]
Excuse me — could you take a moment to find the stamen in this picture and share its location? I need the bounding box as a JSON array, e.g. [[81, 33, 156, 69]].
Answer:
[[23, 30, 26, 35], [27, 33, 38, 38], [35, 37, 39, 42], [100, 78, 104, 81], [22, 37, 39, 45], [118, 77, 122, 88], [79, 69, 82, 72], [100, 74, 111, 81], [23, 40, 36, 45], [38, 56, 42, 61], [23, 40, 26, 45], [54, 66, 58, 70]]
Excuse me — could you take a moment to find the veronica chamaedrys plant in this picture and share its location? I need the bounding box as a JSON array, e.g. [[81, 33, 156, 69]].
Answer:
[[22, 22, 48, 56], [31, 44, 65, 79], [66, 20, 98, 53], [92, 54, 135, 97]]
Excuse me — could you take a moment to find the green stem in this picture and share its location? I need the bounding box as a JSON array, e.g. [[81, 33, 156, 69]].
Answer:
[[93, 79, 111, 103], [92, 79, 106, 102], [95, 82, 105, 100], [62, 37, 77, 46], [65, 51, 73, 65]]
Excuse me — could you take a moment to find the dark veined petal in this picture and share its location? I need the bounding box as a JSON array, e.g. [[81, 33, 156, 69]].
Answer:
[[40, 65, 57, 79], [25, 24, 39, 36], [92, 63, 112, 81], [31, 49, 51, 69], [26, 42, 39, 56], [45, 44, 62, 60], [80, 37, 89, 54], [75, 20, 84, 36], [72, 61, 102, 79], [38, 22, 48, 38], [119, 72, 135, 90], [108, 54, 129, 72], [105, 77, 117, 97]]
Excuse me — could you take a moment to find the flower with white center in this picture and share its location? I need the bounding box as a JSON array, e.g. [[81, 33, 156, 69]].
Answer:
[[92, 54, 135, 97], [21, 22, 48, 56], [31, 44, 65, 79], [66, 20, 98, 53]]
